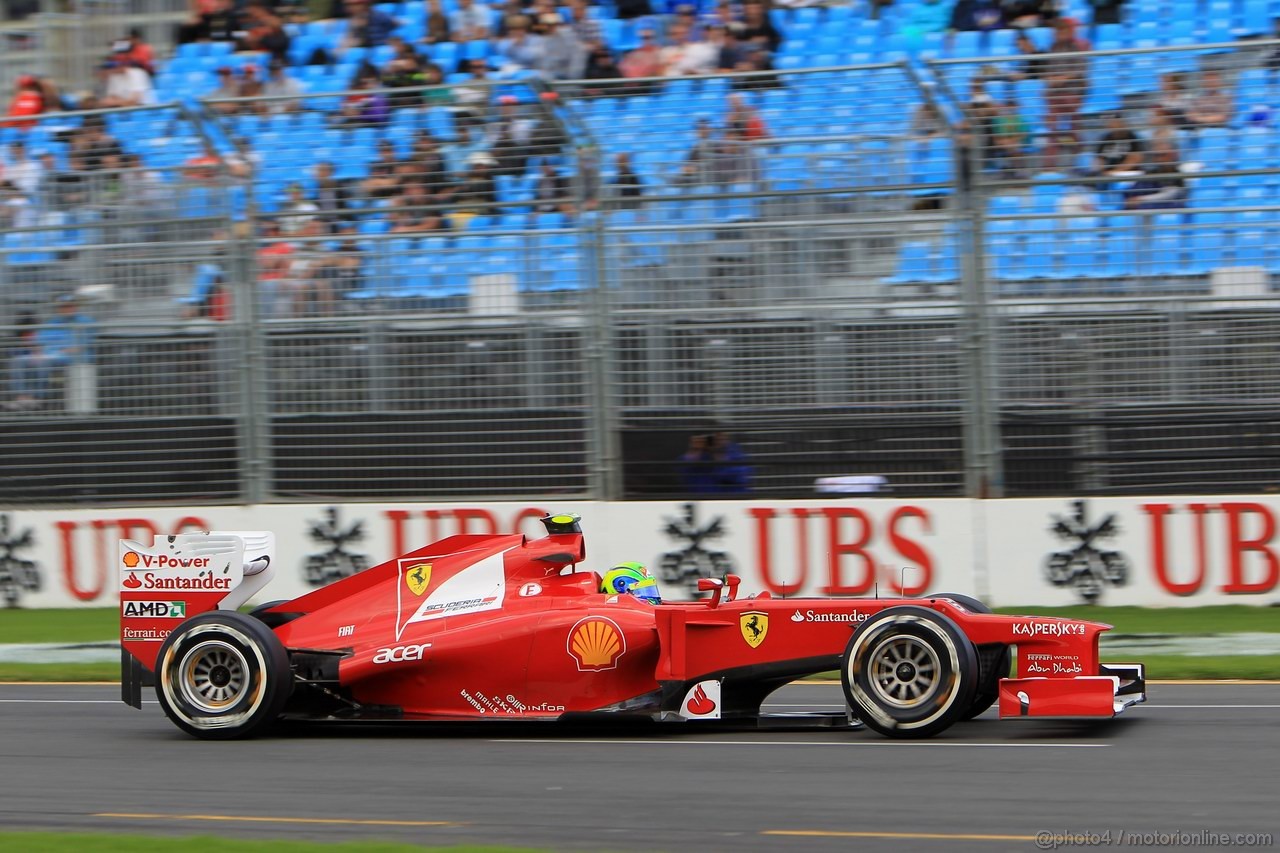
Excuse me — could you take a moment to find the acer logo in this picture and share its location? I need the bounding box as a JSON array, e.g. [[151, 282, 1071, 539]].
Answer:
[[372, 643, 431, 664]]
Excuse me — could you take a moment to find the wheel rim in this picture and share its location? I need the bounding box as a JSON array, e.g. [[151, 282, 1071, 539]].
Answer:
[[868, 635, 941, 708], [178, 640, 249, 713]]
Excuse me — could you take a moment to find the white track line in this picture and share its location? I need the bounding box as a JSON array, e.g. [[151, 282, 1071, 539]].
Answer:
[[490, 739, 1108, 748]]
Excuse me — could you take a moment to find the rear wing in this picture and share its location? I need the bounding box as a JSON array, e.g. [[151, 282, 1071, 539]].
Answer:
[[120, 531, 275, 709]]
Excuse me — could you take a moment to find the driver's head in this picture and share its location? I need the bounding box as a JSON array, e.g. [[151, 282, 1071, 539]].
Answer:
[[600, 562, 661, 604]]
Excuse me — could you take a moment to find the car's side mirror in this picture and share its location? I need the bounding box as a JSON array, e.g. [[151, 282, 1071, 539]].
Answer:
[[724, 574, 741, 602], [698, 577, 724, 607]]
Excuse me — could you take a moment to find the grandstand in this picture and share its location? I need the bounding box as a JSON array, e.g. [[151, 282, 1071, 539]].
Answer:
[[4, 0, 1280, 504]]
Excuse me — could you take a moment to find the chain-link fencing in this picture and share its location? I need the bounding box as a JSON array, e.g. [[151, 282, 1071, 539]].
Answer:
[[4, 47, 1280, 505]]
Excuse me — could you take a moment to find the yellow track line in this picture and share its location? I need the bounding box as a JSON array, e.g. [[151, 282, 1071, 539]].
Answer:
[[92, 813, 460, 828], [764, 830, 1035, 841]]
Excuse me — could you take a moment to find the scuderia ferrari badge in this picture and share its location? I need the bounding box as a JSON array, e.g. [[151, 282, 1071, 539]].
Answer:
[[404, 562, 432, 596], [740, 611, 768, 648]]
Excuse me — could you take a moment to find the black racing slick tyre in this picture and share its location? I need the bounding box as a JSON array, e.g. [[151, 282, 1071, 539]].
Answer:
[[932, 593, 1011, 721], [841, 606, 978, 739], [154, 611, 292, 740]]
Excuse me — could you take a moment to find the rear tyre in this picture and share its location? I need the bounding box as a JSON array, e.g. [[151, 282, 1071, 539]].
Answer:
[[841, 606, 978, 739], [154, 611, 292, 740], [933, 593, 1010, 721]]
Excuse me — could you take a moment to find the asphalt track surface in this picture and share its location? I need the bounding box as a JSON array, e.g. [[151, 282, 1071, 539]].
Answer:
[[1, 683, 1277, 853]]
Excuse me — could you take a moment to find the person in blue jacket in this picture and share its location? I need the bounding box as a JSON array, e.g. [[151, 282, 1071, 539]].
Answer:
[[7, 294, 95, 411]]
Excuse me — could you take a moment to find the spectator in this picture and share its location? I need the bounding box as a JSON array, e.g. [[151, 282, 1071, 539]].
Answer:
[[498, 15, 545, 72], [620, 28, 664, 82], [1012, 28, 1047, 80], [446, 153, 498, 227], [1123, 142, 1187, 210], [312, 161, 354, 230], [0, 180, 35, 229], [238, 65, 265, 99], [664, 20, 717, 76], [178, 261, 230, 321], [119, 152, 167, 213], [725, 92, 768, 140], [382, 40, 429, 107], [4, 76, 47, 130], [539, 14, 587, 80], [1186, 70, 1233, 128], [342, 0, 397, 50], [242, 0, 290, 61], [719, 122, 761, 183], [262, 59, 303, 112], [209, 66, 244, 113], [1156, 72, 1191, 128], [1044, 17, 1089, 134], [610, 152, 645, 207], [336, 69, 390, 126], [256, 219, 295, 318], [910, 102, 945, 137], [567, 0, 603, 48], [679, 431, 752, 495], [677, 117, 721, 184], [739, 0, 783, 54], [488, 96, 536, 176], [991, 98, 1032, 177], [98, 58, 156, 108], [69, 117, 124, 172], [113, 28, 156, 76], [533, 159, 573, 214], [1094, 110, 1144, 175], [711, 22, 746, 71], [4, 142, 44, 200], [179, 0, 242, 45], [582, 44, 625, 92], [949, 0, 1005, 31], [6, 295, 95, 412], [279, 182, 320, 234], [454, 59, 493, 131], [451, 0, 491, 41], [361, 139, 403, 198], [423, 0, 452, 44]]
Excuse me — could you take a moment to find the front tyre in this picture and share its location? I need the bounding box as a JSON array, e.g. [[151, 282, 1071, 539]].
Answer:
[[154, 611, 292, 740], [841, 606, 978, 739], [932, 592, 1010, 721]]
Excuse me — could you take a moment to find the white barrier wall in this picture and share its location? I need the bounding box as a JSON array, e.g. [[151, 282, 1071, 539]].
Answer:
[[2, 497, 1279, 609]]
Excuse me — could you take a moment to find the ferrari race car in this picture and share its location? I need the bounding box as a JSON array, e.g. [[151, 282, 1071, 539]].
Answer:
[[119, 515, 1146, 740]]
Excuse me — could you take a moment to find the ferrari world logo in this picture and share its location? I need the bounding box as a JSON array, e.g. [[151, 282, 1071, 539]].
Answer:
[[740, 612, 768, 648], [404, 562, 432, 597], [567, 616, 626, 672]]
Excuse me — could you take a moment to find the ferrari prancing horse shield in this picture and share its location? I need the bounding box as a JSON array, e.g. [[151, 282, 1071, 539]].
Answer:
[[740, 611, 768, 648], [404, 562, 432, 596]]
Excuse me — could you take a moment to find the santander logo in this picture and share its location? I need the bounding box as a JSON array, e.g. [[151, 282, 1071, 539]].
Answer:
[[680, 679, 722, 720], [122, 573, 142, 590], [686, 684, 716, 716]]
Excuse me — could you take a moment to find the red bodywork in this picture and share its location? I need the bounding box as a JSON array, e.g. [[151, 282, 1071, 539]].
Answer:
[[121, 525, 1145, 725]]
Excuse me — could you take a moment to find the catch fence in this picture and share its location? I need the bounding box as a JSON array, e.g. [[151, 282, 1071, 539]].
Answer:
[[4, 47, 1280, 505]]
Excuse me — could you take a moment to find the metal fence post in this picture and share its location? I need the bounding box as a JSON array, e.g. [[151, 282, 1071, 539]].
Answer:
[[194, 102, 269, 504], [916, 60, 1005, 498]]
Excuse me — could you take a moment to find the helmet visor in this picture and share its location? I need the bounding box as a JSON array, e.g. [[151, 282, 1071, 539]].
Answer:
[[629, 577, 661, 605]]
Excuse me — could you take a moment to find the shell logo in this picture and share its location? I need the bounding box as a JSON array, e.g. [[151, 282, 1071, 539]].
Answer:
[[123, 552, 140, 568], [567, 616, 626, 672]]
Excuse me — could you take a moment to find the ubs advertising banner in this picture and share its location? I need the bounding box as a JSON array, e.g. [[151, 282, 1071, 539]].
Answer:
[[2, 497, 1278, 609]]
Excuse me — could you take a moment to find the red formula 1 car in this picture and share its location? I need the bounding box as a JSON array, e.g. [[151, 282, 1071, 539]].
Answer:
[[119, 515, 1146, 740]]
